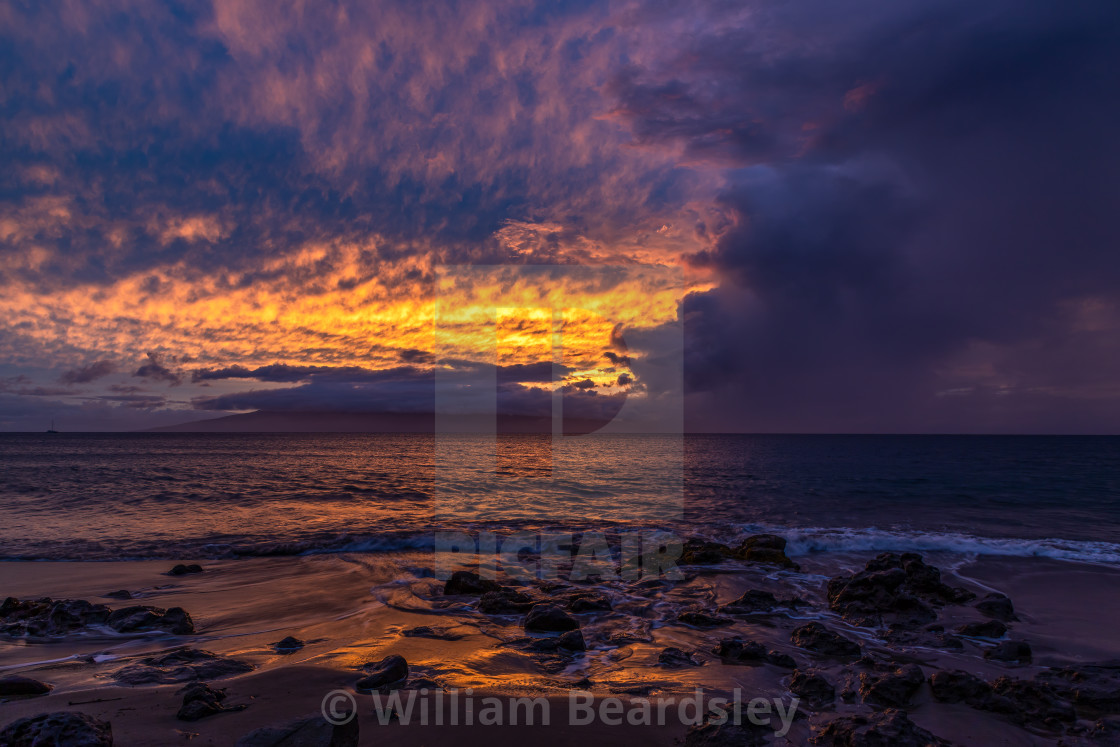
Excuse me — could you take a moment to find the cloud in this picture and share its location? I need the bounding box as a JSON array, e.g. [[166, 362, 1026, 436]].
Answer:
[[133, 352, 182, 385], [60, 359, 116, 384]]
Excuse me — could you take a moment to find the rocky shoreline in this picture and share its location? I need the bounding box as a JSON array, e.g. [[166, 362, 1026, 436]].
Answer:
[[2, 539, 1120, 745]]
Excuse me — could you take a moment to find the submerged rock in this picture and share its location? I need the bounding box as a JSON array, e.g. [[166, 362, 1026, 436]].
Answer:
[[524, 604, 579, 632], [826, 553, 973, 628], [812, 709, 949, 746], [113, 647, 253, 685], [401, 626, 462, 641], [443, 571, 501, 596], [274, 635, 305, 652], [0, 675, 53, 697], [789, 670, 835, 709], [956, 620, 1007, 638], [237, 715, 359, 747], [478, 589, 534, 614], [677, 610, 733, 628], [176, 682, 247, 721], [564, 590, 612, 612], [858, 664, 924, 708], [107, 605, 194, 635], [0, 712, 113, 747], [719, 589, 801, 616], [984, 640, 1032, 664], [790, 622, 861, 658], [658, 647, 703, 667], [356, 655, 408, 691], [104, 590, 132, 600], [734, 534, 799, 570], [975, 592, 1017, 622], [168, 564, 204, 576]]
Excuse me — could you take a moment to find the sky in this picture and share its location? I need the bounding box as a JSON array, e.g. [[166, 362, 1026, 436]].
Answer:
[[1, 0, 1118, 433]]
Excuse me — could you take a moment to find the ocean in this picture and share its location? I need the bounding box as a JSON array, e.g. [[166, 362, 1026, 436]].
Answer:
[[2, 433, 1118, 564]]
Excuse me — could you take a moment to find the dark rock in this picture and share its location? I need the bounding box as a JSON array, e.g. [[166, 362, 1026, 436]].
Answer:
[[719, 589, 802, 615], [176, 682, 248, 721], [713, 638, 768, 665], [985, 640, 1032, 664], [559, 630, 586, 651], [0, 675, 53, 697], [356, 655, 408, 691], [0, 712, 113, 746], [956, 620, 1007, 638], [859, 664, 924, 708], [106, 605, 194, 635], [790, 622, 861, 657], [812, 709, 949, 746], [401, 626, 462, 641], [104, 590, 132, 600], [990, 676, 1077, 729], [113, 647, 253, 685], [680, 538, 733, 565], [975, 592, 1017, 622], [826, 553, 973, 628], [766, 651, 797, 668], [1036, 661, 1120, 715], [168, 564, 204, 576], [658, 647, 702, 667], [565, 590, 612, 612], [677, 610, 733, 628], [790, 670, 835, 709], [443, 571, 501, 596], [734, 535, 799, 570], [478, 589, 534, 614], [237, 714, 359, 747], [882, 626, 963, 650], [524, 604, 578, 632], [275, 635, 305, 652], [685, 718, 774, 746], [928, 670, 993, 705]]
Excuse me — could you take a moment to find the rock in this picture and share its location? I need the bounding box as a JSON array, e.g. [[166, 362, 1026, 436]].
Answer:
[[984, 640, 1032, 664], [711, 638, 792, 668], [356, 655, 408, 691], [826, 553, 973, 628], [677, 610, 733, 628], [859, 664, 924, 708], [0, 712, 113, 747], [975, 592, 1017, 621], [680, 539, 733, 565], [767, 651, 797, 668], [443, 571, 501, 596], [812, 709, 949, 746], [275, 635, 305, 652], [104, 590, 132, 600], [658, 647, 702, 667], [176, 682, 248, 721], [882, 626, 963, 651], [478, 589, 534, 614], [990, 676, 1076, 729], [790, 670, 835, 709], [401, 626, 462, 641], [956, 620, 1007, 638], [168, 564, 204, 576], [790, 622, 861, 657], [0, 675, 53, 697], [564, 590, 612, 612], [113, 647, 253, 685], [106, 605, 194, 635], [524, 604, 578, 632], [734, 535, 799, 570], [237, 714, 359, 747], [1036, 662, 1120, 715], [719, 589, 801, 615], [928, 670, 994, 706], [685, 718, 774, 746], [559, 630, 586, 651]]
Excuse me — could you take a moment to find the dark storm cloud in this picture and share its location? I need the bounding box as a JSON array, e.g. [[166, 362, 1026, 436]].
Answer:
[[610, 0, 1120, 431], [60, 360, 116, 384]]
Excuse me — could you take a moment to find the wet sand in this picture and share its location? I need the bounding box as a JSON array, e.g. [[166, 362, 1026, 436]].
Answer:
[[2, 550, 1120, 745]]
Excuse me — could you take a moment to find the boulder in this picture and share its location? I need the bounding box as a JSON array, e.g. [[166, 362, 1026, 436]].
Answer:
[[0, 676, 53, 697], [826, 553, 973, 628], [176, 682, 247, 721], [275, 635, 305, 652], [858, 664, 924, 708], [168, 564, 204, 576], [107, 605, 194, 635], [685, 718, 774, 746], [524, 604, 579, 633], [975, 592, 1017, 621], [734, 535, 799, 570], [356, 655, 408, 691], [712, 638, 794, 668], [113, 647, 253, 685], [812, 709, 949, 746], [790, 670, 835, 709], [559, 630, 586, 651], [237, 715, 359, 747], [790, 622, 861, 657], [985, 640, 1032, 664], [677, 610, 733, 628], [680, 539, 733, 565], [0, 712, 113, 747], [443, 571, 501, 596]]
